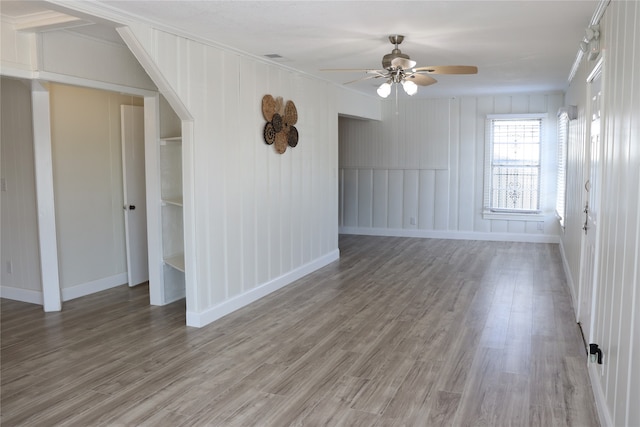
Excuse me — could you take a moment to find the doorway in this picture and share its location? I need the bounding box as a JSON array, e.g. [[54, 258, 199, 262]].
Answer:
[[577, 58, 603, 344], [121, 105, 149, 287], [46, 83, 147, 301]]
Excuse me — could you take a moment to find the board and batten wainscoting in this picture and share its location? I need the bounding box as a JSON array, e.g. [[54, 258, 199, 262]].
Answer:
[[339, 94, 563, 243]]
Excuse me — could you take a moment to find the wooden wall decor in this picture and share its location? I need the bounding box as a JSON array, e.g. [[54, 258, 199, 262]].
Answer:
[[262, 95, 298, 154]]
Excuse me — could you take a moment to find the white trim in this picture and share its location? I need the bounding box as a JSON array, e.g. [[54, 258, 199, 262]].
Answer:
[[486, 113, 548, 120], [484, 115, 545, 213], [31, 80, 62, 312], [186, 250, 340, 328], [0, 68, 156, 97], [339, 227, 560, 244], [35, 70, 157, 97], [558, 239, 579, 319], [482, 211, 545, 221], [589, 364, 613, 427], [0, 64, 35, 79], [61, 273, 128, 301], [142, 94, 164, 306], [0, 286, 44, 305]]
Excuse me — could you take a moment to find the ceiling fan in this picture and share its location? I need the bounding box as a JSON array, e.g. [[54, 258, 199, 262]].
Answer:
[[322, 35, 478, 98]]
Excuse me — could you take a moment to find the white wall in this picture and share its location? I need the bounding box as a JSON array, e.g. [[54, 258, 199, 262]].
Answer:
[[0, 77, 43, 303], [339, 93, 563, 242], [561, 2, 639, 425], [567, 2, 639, 426], [123, 25, 342, 327], [0, 16, 36, 76], [561, 59, 590, 310], [37, 30, 155, 91]]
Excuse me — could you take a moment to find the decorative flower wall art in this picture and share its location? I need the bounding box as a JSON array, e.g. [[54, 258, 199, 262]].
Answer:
[[262, 95, 298, 154]]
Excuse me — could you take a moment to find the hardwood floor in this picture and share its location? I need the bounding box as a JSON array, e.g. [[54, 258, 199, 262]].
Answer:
[[1, 236, 600, 426]]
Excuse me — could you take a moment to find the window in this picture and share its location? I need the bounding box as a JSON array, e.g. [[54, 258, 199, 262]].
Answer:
[[484, 114, 545, 216], [555, 106, 576, 229]]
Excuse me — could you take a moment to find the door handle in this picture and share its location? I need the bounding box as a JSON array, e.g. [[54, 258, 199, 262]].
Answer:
[[123, 205, 136, 210], [583, 202, 589, 234]]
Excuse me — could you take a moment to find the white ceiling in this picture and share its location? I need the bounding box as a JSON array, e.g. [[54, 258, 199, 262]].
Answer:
[[1, 0, 599, 98]]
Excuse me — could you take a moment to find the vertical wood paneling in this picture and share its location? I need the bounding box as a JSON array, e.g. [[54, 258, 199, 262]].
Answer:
[[528, 94, 547, 113], [402, 103, 420, 169], [458, 97, 476, 231], [299, 80, 314, 265], [239, 56, 257, 292], [254, 62, 270, 285], [474, 96, 494, 233], [342, 169, 358, 227], [491, 220, 508, 233], [201, 45, 226, 306], [511, 95, 529, 114], [418, 170, 436, 229], [434, 169, 449, 230], [593, 3, 640, 426], [224, 52, 244, 298], [448, 98, 460, 230], [357, 169, 373, 227], [403, 170, 419, 228], [137, 26, 340, 318], [559, 2, 640, 426], [507, 221, 526, 234], [387, 170, 404, 228], [339, 92, 563, 238], [493, 95, 512, 113], [372, 169, 388, 228]]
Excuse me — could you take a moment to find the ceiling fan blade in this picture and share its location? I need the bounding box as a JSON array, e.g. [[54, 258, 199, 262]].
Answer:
[[343, 74, 385, 85], [413, 65, 478, 74], [320, 68, 383, 73], [391, 57, 417, 70], [406, 73, 437, 86]]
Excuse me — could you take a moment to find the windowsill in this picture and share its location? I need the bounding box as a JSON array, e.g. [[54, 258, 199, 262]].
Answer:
[[482, 210, 545, 221]]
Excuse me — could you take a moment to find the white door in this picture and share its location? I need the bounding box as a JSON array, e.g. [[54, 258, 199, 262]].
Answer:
[[121, 105, 149, 287], [577, 61, 603, 343]]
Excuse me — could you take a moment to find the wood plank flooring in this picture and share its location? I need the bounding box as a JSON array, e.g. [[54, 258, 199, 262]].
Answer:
[[1, 236, 600, 426]]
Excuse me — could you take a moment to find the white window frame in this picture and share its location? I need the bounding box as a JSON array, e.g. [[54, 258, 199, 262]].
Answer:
[[555, 106, 576, 229], [483, 113, 547, 221]]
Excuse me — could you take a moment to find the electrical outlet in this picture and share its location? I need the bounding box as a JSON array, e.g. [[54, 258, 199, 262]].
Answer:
[[6, 261, 12, 274], [1, 178, 6, 192], [410, 217, 416, 225], [537, 222, 544, 231]]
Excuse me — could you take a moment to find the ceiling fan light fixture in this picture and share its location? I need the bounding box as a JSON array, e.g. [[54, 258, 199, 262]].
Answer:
[[402, 80, 418, 96], [377, 81, 392, 98]]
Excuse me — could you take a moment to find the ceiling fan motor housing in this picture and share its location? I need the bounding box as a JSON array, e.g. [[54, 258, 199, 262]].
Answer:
[[382, 49, 411, 69], [382, 34, 410, 69]]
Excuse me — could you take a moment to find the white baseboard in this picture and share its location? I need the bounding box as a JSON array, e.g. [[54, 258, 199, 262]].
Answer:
[[589, 364, 613, 427], [186, 249, 340, 328], [61, 273, 128, 301], [0, 286, 44, 305], [558, 239, 579, 318], [1, 273, 128, 306], [339, 226, 560, 244]]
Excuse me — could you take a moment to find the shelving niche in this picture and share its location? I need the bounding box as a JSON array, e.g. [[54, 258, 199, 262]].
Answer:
[[158, 96, 185, 303]]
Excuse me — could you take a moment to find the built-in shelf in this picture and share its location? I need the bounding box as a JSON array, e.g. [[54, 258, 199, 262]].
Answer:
[[160, 136, 182, 145], [158, 119, 185, 303], [162, 197, 183, 207], [164, 253, 185, 272]]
